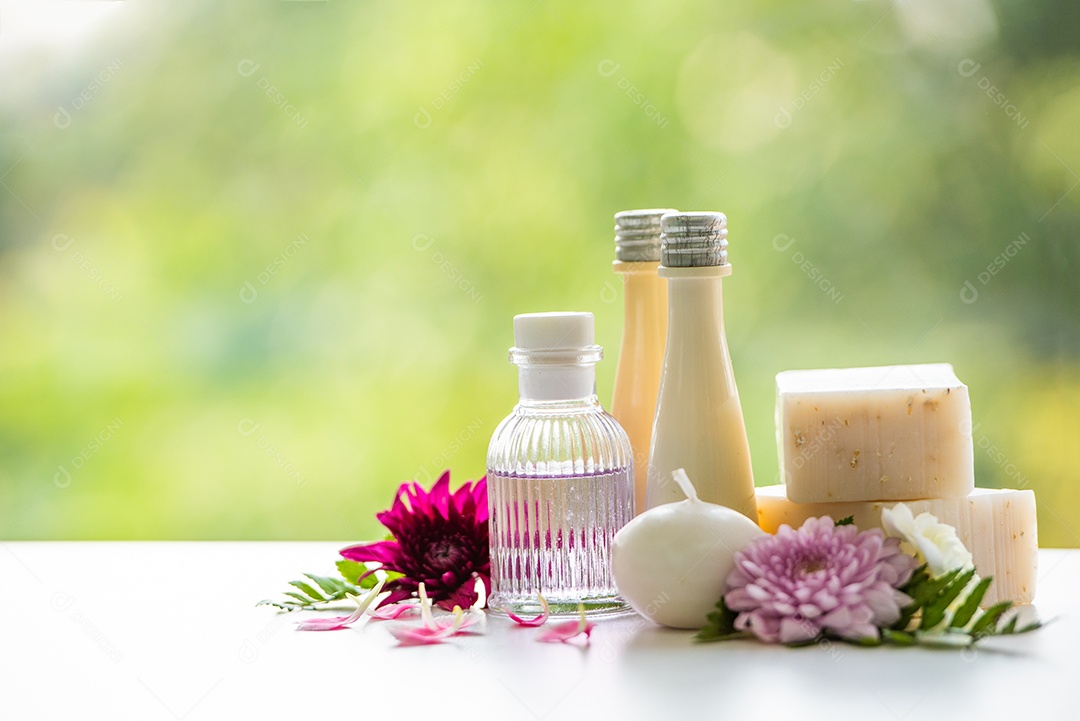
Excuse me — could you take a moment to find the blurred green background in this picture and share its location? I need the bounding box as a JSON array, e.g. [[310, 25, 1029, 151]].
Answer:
[[1, 0, 1077, 545]]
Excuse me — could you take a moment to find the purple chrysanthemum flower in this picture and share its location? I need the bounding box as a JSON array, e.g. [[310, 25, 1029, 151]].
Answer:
[[724, 517, 917, 644], [340, 471, 490, 611]]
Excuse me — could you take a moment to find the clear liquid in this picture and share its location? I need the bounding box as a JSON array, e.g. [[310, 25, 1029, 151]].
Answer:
[[487, 468, 634, 617]]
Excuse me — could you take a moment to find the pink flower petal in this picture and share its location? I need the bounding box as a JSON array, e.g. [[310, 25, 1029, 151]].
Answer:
[[295, 578, 386, 632], [450, 612, 482, 634], [339, 540, 400, 565], [425, 607, 481, 634], [376, 588, 414, 607], [369, 603, 418, 620], [508, 594, 550, 627], [438, 584, 478, 611], [388, 624, 458, 646], [537, 619, 593, 643], [471, 575, 488, 611], [778, 616, 818, 644], [743, 611, 781, 643], [389, 603, 480, 646], [431, 471, 452, 519], [296, 615, 355, 632], [536, 607, 593, 644]]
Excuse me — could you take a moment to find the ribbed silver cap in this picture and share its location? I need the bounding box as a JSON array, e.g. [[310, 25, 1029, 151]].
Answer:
[[660, 211, 728, 268], [614, 208, 677, 262]]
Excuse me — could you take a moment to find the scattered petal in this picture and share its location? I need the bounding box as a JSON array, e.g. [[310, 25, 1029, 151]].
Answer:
[[537, 604, 593, 644], [387, 584, 482, 646], [454, 610, 482, 633], [296, 577, 386, 632], [390, 604, 480, 646], [471, 575, 488, 611], [369, 603, 418, 620], [295, 614, 357, 632], [419, 582, 436, 630], [508, 594, 550, 627], [389, 623, 459, 646]]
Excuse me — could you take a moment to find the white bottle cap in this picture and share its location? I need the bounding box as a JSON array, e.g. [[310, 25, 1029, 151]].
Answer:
[[511, 312, 601, 361], [510, 312, 601, 401]]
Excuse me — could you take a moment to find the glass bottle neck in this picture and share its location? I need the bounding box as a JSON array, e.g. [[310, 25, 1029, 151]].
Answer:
[[516, 394, 602, 412], [517, 364, 598, 404]]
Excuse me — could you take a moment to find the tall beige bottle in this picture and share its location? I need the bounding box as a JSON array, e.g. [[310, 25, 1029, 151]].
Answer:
[[610, 209, 675, 514], [645, 212, 756, 520]]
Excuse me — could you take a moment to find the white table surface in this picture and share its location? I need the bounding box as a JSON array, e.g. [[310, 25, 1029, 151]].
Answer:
[[3, 543, 1076, 720]]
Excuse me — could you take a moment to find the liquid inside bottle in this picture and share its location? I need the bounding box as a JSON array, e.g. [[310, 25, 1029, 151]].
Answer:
[[487, 312, 634, 617]]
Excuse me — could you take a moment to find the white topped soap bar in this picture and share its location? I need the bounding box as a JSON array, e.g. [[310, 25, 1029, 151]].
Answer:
[[776, 363, 975, 503]]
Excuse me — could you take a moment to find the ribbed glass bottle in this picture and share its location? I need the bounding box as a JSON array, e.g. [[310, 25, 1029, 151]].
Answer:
[[487, 312, 634, 617]]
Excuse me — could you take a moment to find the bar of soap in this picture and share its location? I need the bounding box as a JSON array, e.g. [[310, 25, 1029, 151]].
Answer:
[[777, 363, 975, 502], [755, 485, 1038, 605]]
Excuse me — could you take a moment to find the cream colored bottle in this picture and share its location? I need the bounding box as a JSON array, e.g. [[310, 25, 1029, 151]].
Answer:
[[645, 212, 756, 520], [610, 209, 674, 514]]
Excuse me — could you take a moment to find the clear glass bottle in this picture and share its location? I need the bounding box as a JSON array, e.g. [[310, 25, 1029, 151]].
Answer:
[[487, 312, 634, 617], [646, 212, 757, 520], [610, 209, 675, 515]]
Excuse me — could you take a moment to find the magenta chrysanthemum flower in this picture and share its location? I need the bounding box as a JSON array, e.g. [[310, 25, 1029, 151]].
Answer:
[[340, 471, 489, 611], [724, 517, 917, 644]]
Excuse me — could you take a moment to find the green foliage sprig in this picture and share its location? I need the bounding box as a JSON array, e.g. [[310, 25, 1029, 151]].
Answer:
[[258, 560, 392, 611]]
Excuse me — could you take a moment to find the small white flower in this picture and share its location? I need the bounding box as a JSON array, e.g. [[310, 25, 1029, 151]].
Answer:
[[882, 503, 984, 633], [881, 503, 974, 577]]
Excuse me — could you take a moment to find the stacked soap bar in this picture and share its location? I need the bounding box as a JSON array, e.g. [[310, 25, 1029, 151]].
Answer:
[[756, 486, 1037, 605], [766, 363, 1037, 606], [777, 363, 974, 501]]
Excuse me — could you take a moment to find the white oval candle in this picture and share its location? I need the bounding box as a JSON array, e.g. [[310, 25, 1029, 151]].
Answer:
[[611, 468, 765, 629]]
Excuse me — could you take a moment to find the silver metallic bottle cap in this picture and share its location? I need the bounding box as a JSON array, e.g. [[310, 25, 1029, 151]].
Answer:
[[614, 209, 678, 262], [660, 211, 728, 268]]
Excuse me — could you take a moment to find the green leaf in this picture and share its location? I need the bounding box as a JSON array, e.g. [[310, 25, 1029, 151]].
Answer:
[[283, 591, 314, 605], [695, 628, 749, 642], [969, 601, 1013, 638], [972, 608, 1043, 639], [696, 598, 740, 642], [305, 573, 346, 596], [1013, 619, 1043, 634], [949, 576, 993, 629], [834, 515, 855, 527], [913, 630, 974, 648], [881, 629, 916, 646], [785, 636, 827, 648], [289, 580, 327, 602], [894, 565, 961, 632], [901, 564, 931, 594], [336, 559, 369, 585], [920, 568, 976, 631], [893, 565, 931, 631], [906, 567, 963, 611], [256, 599, 295, 611], [260, 560, 384, 612]]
